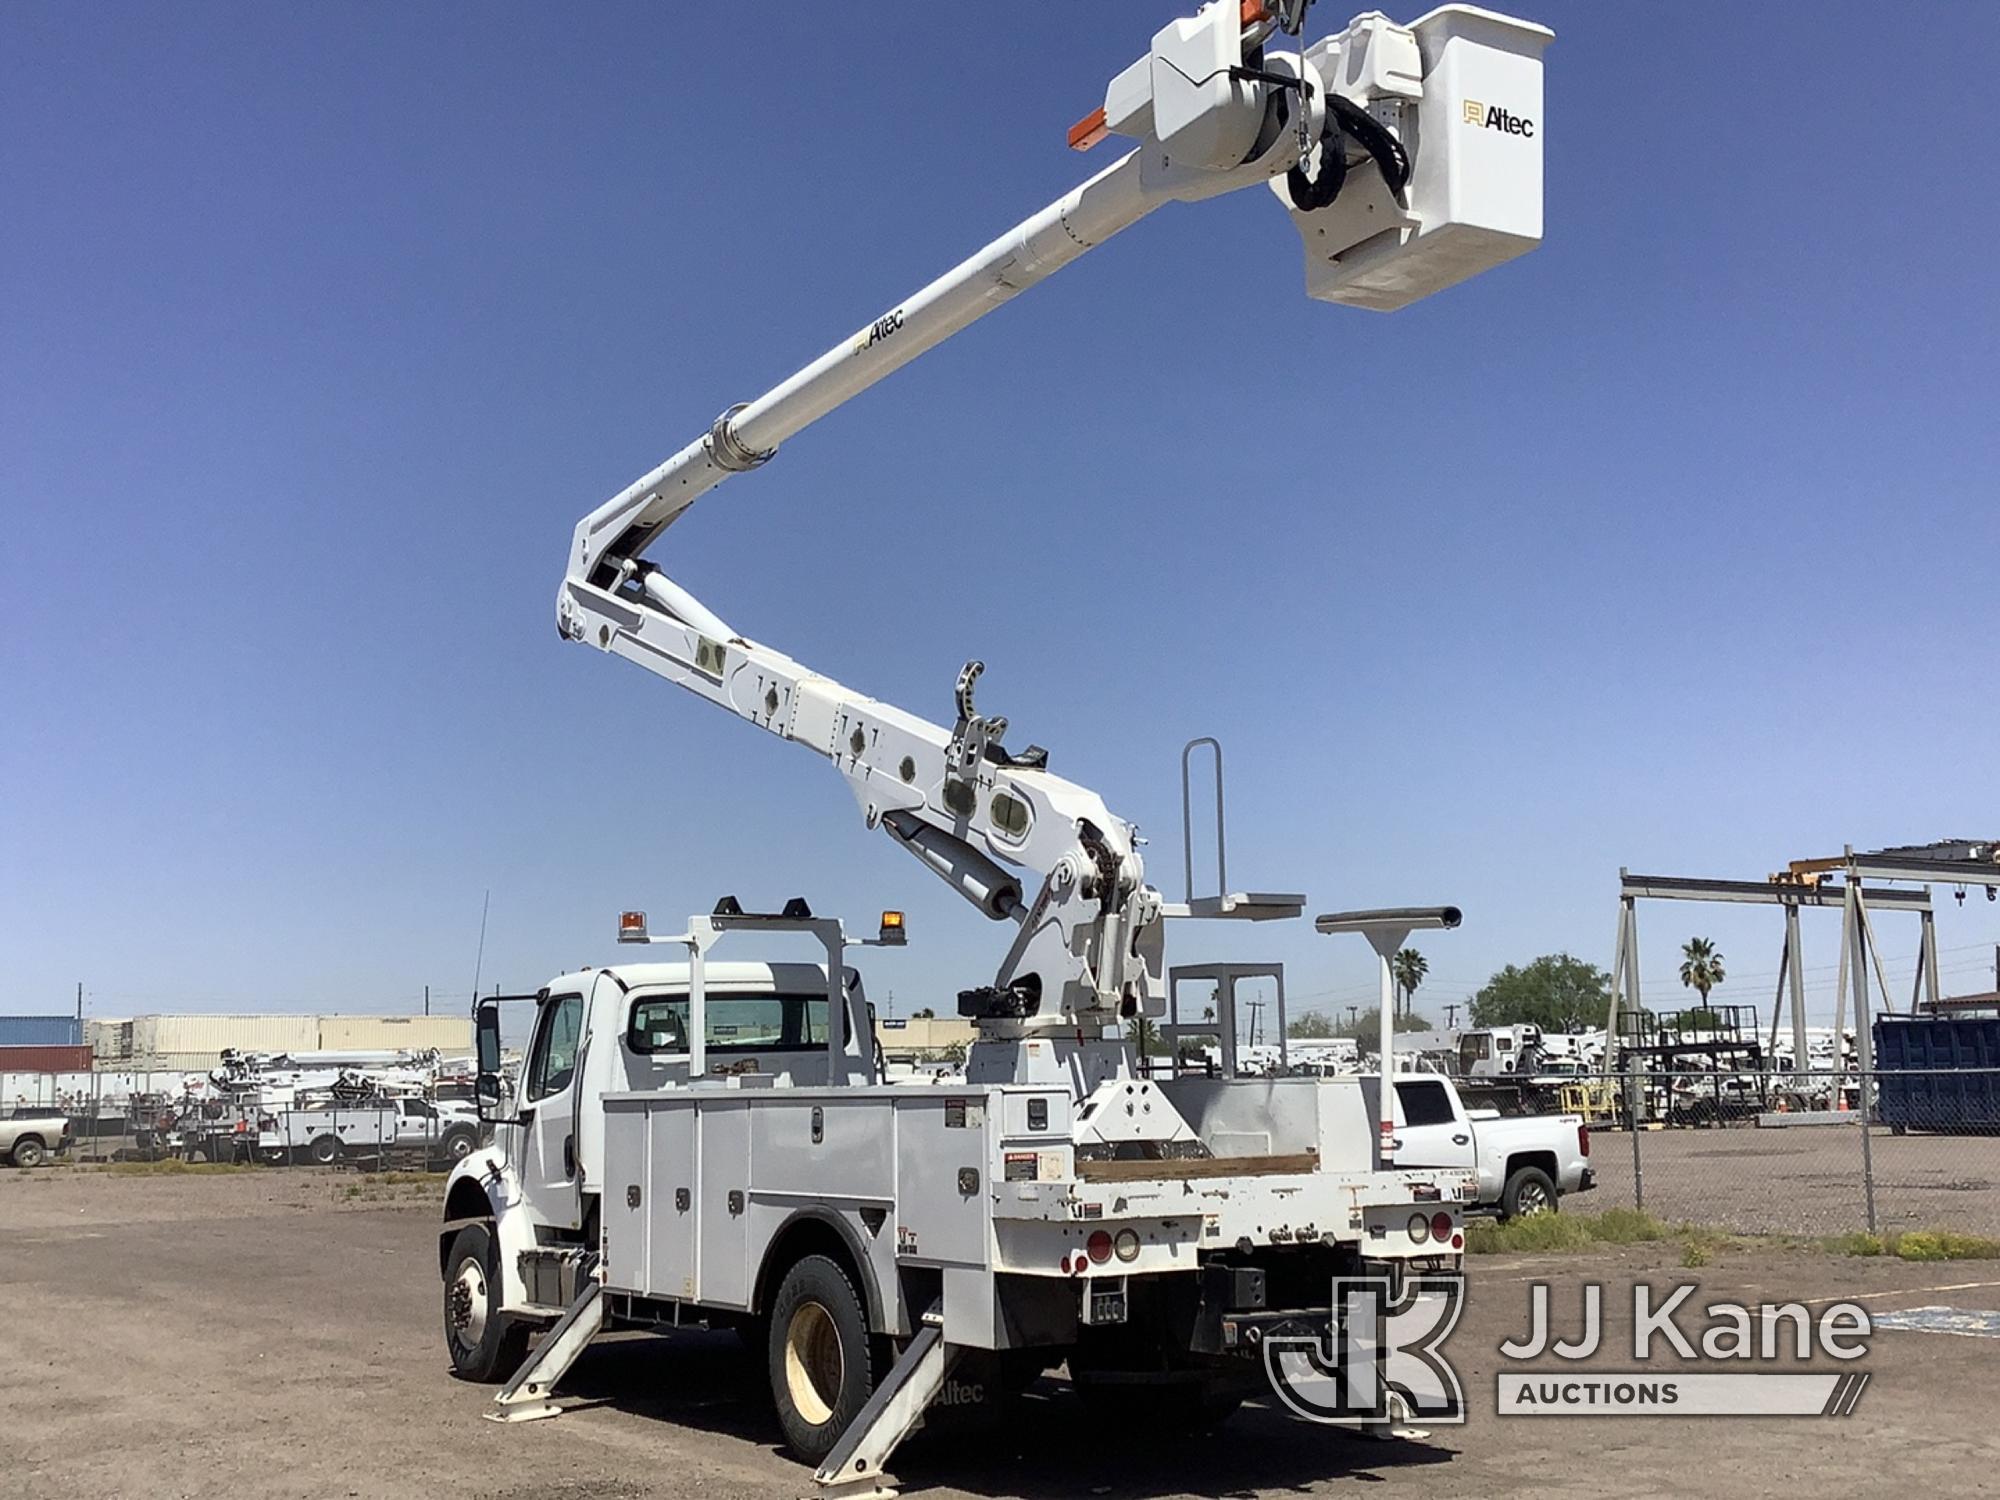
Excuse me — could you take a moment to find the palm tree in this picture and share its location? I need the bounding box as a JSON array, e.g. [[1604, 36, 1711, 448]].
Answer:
[[1679, 937, 1725, 1007], [1126, 1014, 1159, 1063], [1391, 948, 1428, 1020]]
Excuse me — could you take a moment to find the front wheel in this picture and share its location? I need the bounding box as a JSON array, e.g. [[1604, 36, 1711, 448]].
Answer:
[[438, 1128, 477, 1164], [767, 1255, 880, 1467], [444, 1223, 529, 1382], [1501, 1165, 1558, 1219]]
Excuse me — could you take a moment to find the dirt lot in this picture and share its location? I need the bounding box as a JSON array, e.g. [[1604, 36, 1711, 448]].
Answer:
[[1587, 1122, 2000, 1237], [4, 1168, 2000, 1499]]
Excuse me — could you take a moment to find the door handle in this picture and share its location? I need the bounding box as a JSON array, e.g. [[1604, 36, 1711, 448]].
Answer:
[[563, 1135, 576, 1179], [1452, 1133, 1470, 1145]]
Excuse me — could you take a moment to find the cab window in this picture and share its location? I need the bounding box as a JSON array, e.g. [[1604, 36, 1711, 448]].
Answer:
[[628, 992, 830, 1055], [1396, 1080, 1457, 1128], [526, 993, 585, 1099]]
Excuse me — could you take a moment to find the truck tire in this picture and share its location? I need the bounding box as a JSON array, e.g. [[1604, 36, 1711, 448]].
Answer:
[[438, 1127, 478, 1164], [308, 1134, 340, 1167], [1501, 1165, 1558, 1220], [10, 1135, 47, 1169], [259, 1147, 288, 1167], [443, 1223, 529, 1382], [767, 1254, 880, 1467]]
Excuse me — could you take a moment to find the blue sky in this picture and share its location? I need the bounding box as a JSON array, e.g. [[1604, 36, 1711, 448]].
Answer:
[[5, 2, 1997, 1029]]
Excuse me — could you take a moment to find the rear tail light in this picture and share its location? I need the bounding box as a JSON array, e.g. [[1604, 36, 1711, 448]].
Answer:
[[1406, 1213, 1430, 1244], [1086, 1230, 1114, 1265], [1578, 1123, 1591, 1157], [1430, 1211, 1454, 1242]]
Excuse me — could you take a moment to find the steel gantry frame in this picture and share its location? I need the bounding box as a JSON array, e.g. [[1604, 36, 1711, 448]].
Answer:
[[1606, 867, 1937, 1079]]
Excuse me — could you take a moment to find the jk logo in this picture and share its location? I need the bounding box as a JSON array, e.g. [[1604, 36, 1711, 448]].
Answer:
[[1263, 1275, 1467, 1424]]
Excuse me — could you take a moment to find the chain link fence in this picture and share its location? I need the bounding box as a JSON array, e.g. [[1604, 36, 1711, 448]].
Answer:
[[9, 1057, 1999, 1240], [1, 1055, 485, 1171], [1511, 1066, 2000, 1238]]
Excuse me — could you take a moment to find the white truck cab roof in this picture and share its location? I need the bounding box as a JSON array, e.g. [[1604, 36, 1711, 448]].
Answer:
[[543, 961, 861, 995]]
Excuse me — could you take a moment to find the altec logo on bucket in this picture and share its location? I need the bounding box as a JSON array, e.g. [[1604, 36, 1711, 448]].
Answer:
[[1462, 98, 1535, 136]]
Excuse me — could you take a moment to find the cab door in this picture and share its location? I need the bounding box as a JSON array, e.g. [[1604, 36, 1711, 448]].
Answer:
[[1392, 1078, 1476, 1173], [520, 990, 587, 1231]]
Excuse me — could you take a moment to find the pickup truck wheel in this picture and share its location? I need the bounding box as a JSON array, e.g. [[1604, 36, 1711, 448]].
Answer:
[[307, 1134, 340, 1167], [767, 1254, 878, 1467], [10, 1135, 47, 1169], [1501, 1165, 1558, 1220], [444, 1223, 529, 1382], [438, 1127, 477, 1163]]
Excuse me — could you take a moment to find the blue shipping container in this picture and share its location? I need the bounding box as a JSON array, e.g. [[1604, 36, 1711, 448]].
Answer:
[[1874, 1016, 2000, 1132], [0, 1014, 82, 1047]]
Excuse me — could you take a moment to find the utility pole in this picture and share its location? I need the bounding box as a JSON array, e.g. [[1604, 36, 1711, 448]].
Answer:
[[75, 981, 82, 1025], [1444, 1002, 1462, 1030], [424, 984, 430, 1018], [1345, 1005, 1359, 1031]]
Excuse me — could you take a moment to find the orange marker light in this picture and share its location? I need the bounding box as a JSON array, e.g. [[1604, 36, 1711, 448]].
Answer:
[[1068, 106, 1108, 152], [618, 910, 648, 943]]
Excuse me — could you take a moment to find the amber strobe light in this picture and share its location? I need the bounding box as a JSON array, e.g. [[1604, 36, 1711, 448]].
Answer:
[[618, 910, 648, 942]]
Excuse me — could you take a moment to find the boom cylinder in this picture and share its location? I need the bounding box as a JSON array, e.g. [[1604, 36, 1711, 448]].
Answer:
[[883, 812, 1024, 922]]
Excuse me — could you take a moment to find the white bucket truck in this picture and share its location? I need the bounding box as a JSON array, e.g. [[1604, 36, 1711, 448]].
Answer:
[[443, 0, 1551, 1483]]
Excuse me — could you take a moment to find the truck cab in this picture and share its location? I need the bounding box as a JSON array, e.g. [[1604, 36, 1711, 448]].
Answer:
[[442, 956, 876, 1350]]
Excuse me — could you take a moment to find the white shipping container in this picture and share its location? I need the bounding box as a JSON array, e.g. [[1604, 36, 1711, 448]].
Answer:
[[134, 1014, 318, 1065], [316, 1014, 472, 1054]]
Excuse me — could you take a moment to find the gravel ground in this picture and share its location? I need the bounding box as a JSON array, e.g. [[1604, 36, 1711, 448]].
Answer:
[[3, 1168, 1999, 1498]]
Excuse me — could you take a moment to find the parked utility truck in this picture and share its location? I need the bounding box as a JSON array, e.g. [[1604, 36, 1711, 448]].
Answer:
[[442, 0, 1551, 1484], [446, 903, 1480, 1473]]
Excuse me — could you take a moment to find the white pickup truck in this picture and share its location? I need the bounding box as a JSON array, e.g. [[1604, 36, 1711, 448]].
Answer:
[[1381, 1075, 1594, 1219]]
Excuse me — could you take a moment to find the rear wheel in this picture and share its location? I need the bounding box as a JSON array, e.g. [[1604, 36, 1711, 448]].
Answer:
[[10, 1135, 47, 1169], [767, 1254, 879, 1466], [444, 1223, 529, 1382], [1501, 1165, 1558, 1219], [308, 1134, 340, 1167]]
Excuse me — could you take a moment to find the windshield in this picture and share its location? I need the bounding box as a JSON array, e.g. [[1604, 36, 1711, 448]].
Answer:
[[628, 991, 832, 1056]]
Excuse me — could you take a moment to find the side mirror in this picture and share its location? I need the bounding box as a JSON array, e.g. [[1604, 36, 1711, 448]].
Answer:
[[475, 1001, 504, 1121]]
